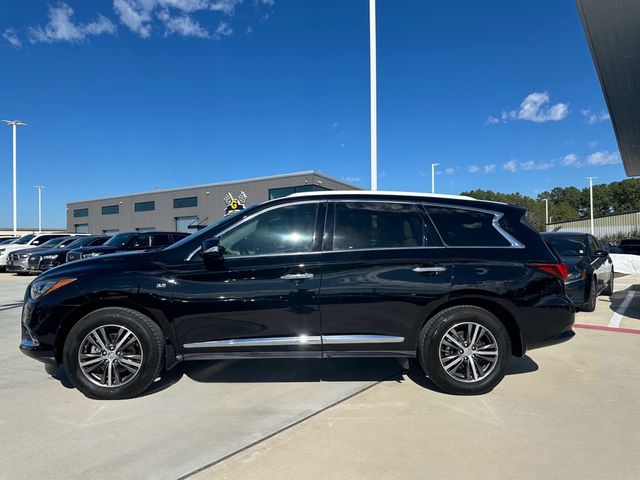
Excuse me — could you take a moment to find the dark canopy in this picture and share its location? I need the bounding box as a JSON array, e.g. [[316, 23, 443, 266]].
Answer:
[[577, 0, 640, 176]]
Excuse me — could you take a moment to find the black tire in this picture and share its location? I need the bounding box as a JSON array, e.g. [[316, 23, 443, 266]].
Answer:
[[583, 277, 597, 312], [601, 271, 614, 296], [63, 307, 164, 400], [418, 305, 511, 395]]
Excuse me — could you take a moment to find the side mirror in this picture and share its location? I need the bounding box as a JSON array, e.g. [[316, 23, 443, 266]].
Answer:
[[202, 237, 223, 268], [594, 249, 609, 258]]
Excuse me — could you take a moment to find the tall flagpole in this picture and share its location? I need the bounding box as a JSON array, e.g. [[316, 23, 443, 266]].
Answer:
[[369, 0, 377, 190]]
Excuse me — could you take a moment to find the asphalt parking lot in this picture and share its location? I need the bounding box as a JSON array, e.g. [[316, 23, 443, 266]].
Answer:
[[1, 272, 639, 480]]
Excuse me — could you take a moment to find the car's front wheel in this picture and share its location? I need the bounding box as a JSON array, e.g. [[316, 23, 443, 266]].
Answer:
[[63, 307, 164, 400], [418, 306, 511, 395]]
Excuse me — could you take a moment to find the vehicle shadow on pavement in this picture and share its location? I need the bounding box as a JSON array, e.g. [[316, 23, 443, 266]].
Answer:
[[606, 284, 640, 320], [50, 355, 539, 397]]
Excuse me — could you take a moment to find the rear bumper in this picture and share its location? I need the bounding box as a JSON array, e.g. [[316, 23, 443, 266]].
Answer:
[[517, 295, 575, 353]]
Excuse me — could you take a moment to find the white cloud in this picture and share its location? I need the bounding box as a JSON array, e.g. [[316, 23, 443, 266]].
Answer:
[[112, 0, 252, 38], [488, 92, 569, 124], [588, 140, 598, 148], [157, 9, 210, 37], [468, 165, 480, 173], [503, 160, 518, 173], [483, 164, 496, 173], [586, 150, 621, 166], [503, 159, 555, 172], [343, 176, 361, 183], [560, 153, 580, 167], [215, 21, 233, 37], [581, 108, 610, 125], [467, 164, 495, 174], [444, 167, 455, 175], [2, 28, 21, 48], [29, 3, 116, 43]]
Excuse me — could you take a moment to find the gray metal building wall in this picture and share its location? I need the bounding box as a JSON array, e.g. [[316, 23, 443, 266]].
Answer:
[[66, 171, 358, 234], [546, 210, 640, 237]]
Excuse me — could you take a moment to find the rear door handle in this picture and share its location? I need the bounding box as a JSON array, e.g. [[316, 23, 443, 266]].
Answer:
[[280, 273, 315, 281], [412, 266, 447, 274]]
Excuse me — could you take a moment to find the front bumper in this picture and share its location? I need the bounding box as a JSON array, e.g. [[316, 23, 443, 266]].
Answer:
[[6, 256, 30, 272]]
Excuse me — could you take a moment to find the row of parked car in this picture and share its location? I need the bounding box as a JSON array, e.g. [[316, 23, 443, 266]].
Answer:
[[0, 231, 189, 275]]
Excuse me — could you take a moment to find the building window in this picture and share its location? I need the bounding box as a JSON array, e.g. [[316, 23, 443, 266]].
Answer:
[[102, 205, 119, 215], [73, 208, 88, 218], [268, 184, 328, 200], [103, 229, 119, 236], [174, 196, 198, 209], [135, 201, 155, 212], [136, 227, 155, 232], [176, 216, 198, 233], [75, 224, 89, 234]]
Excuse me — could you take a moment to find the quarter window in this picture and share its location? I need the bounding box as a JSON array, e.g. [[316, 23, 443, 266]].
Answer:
[[73, 208, 88, 218], [332, 202, 429, 250], [174, 196, 198, 208], [426, 207, 511, 247], [135, 201, 155, 212], [220, 203, 319, 256]]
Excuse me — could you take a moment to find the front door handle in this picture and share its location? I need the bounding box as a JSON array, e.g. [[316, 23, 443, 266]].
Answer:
[[281, 273, 314, 281], [412, 266, 447, 274]]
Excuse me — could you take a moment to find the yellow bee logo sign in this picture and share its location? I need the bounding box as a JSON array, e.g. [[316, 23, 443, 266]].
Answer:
[[223, 191, 247, 216]]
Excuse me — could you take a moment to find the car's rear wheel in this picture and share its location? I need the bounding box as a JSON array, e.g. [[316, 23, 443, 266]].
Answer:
[[418, 306, 511, 395], [602, 271, 614, 296], [63, 307, 164, 400], [583, 277, 597, 312]]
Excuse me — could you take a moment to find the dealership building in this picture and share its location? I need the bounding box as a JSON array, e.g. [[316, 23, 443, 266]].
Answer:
[[66, 171, 357, 234]]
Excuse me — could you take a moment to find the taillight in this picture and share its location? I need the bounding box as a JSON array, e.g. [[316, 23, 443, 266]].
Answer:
[[529, 263, 569, 281]]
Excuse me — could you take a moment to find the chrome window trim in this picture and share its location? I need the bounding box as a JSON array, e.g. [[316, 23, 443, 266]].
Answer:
[[421, 202, 524, 249], [185, 198, 524, 261], [183, 334, 405, 349]]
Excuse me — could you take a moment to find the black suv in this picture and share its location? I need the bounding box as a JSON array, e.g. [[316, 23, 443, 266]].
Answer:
[[20, 192, 574, 399], [66, 231, 189, 262]]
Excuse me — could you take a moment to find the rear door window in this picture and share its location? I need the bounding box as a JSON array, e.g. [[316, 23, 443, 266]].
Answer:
[[331, 202, 436, 250], [426, 207, 511, 247]]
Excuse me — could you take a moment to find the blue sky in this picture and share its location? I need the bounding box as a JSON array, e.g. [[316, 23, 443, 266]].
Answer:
[[0, 0, 623, 228]]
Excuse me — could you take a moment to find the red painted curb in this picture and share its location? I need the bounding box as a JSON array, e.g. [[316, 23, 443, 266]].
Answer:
[[573, 323, 640, 335]]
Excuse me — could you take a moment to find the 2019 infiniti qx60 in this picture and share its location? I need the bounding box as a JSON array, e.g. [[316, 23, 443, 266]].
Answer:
[[20, 191, 574, 399]]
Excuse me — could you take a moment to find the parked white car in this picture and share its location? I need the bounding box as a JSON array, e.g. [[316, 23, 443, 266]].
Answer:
[[0, 233, 74, 269]]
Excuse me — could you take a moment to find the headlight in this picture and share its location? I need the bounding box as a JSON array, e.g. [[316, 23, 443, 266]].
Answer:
[[19, 254, 29, 258], [0, 248, 5, 254], [566, 271, 585, 281], [42, 255, 58, 260], [83, 252, 102, 258], [30, 278, 76, 300]]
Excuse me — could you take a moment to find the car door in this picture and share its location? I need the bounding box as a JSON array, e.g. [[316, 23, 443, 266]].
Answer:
[[172, 200, 325, 357], [320, 200, 452, 357], [589, 235, 611, 290]]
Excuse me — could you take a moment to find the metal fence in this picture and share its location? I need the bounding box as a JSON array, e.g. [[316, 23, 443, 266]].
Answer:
[[546, 210, 640, 237]]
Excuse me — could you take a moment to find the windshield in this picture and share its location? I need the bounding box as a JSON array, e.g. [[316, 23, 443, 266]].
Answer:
[[165, 205, 261, 251], [66, 237, 97, 249], [14, 235, 36, 245], [40, 237, 71, 248], [545, 236, 587, 257], [104, 233, 137, 248], [0, 238, 17, 245]]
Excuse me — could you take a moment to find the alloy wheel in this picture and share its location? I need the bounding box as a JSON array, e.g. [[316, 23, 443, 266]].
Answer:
[[78, 324, 144, 388], [438, 322, 499, 383]]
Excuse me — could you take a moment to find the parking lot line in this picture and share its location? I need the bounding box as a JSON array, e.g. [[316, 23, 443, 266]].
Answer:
[[574, 323, 640, 335], [608, 290, 636, 328]]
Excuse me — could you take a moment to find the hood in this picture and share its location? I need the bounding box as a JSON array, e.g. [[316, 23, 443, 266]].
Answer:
[[71, 245, 119, 255], [29, 247, 69, 258], [0, 244, 37, 254]]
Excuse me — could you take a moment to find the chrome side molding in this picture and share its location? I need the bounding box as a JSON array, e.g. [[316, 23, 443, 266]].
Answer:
[[183, 334, 405, 349]]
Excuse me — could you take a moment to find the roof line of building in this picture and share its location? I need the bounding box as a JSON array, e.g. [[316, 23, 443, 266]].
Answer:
[[67, 171, 359, 205]]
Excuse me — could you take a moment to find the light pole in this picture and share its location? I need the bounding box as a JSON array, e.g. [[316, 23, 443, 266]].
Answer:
[[2, 120, 27, 236], [431, 163, 440, 193], [587, 177, 597, 235], [369, 0, 377, 190], [33, 185, 45, 232], [543, 198, 549, 227]]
